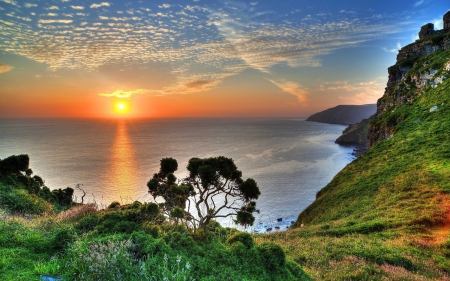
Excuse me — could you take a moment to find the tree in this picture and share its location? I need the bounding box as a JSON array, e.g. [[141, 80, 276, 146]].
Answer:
[[147, 156, 261, 229], [0, 154, 30, 175]]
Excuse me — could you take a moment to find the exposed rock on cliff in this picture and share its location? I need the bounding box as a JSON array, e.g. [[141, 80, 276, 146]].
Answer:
[[369, 14, 450, 147], [306, 104, 376, 125]]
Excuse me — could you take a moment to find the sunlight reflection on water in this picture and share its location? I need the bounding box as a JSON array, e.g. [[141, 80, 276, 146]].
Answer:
[[108, 120, 139, 204]]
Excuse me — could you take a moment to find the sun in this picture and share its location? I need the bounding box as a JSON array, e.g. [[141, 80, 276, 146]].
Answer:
[[117, 103, 125, 110], [112, 98, 131, 115]]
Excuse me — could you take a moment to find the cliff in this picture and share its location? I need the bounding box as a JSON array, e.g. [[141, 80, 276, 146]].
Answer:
[[369, 11, 450, 146], [285, 13, 450, 278], [306, 104, 376, 125]]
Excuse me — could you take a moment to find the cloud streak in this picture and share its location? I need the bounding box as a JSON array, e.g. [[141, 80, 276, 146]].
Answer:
[[0, 64, 13, 73], [99, 89, 148, 98], [320, 79, 385, 104], [267, 79, 309, 103]]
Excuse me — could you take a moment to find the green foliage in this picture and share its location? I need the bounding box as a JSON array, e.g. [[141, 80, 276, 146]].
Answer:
[[0, 154, 30, 175], [258, 243, 286, 271], [227, 232, 254, 249], [0, 180, 52, 214], [108, 201, 121, 208]]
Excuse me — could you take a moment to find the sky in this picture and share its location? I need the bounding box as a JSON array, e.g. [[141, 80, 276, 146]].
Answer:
[[0, 0, 448, 118]]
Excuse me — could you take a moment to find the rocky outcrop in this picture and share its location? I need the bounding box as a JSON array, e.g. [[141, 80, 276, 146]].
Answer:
[[369, 12, 450, 147], [397, 17, 450, 64], [444, 11, 450, 32], [419, 23, 435, 39]]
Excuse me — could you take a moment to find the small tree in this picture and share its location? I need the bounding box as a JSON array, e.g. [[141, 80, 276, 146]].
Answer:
[[147, 156, 261, 230]]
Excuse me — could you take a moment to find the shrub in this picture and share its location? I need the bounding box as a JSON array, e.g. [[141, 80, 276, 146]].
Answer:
[[75, 214, 99, 233], [258, 243, 286, 271], [0, 187, 52, 215], [108, 201, 121, 209], [227, 232, 254, 249], [51, 227, 76, 252]]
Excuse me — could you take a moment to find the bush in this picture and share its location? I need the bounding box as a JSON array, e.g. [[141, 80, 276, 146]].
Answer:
[[0, 154, 29, 175], [227, 232, 254, 249], [51, 227, 76, 252], [258, 243, 286, 271], [108, 201, 121, 209], [0, 186, 52, 215], [75, 214, 99, 233]]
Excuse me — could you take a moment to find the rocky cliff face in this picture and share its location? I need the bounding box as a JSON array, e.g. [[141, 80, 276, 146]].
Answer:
[[369, 14, 450, 147]]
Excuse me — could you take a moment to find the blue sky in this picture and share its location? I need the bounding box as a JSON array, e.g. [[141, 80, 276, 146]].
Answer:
[[0, 0, 448, 117]]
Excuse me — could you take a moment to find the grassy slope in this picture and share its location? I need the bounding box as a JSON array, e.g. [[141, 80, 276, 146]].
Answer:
[[260, 49, 450, 280]]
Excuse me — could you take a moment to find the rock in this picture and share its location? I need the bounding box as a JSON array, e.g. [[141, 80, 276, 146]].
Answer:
[[445, 11, 450, 32], [419, 23, 435, 39], [430, 106, 438, 112]]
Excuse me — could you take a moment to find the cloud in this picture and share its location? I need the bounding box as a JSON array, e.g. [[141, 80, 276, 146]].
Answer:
[[71, 5, 84, 10], [185, 80, 213, 89], [382, 42, 401, 53], [433, 18, 443, 30], [99, 89, 148, 98], [24, 3, 37, 8], [320, 79, 385, 104], [38, 19, 73, 24], [1, 0, 18, 6], [414, 0, 427, 7], [267, 79, 309, 103], [90, 2, 110, 9], [0, 64, 13, 73]]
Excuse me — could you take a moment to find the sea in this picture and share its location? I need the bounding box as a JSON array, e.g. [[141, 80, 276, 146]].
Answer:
[[0, 118, 354, 232]]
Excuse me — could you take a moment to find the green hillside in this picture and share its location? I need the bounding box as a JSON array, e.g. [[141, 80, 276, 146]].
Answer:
[[297, 48, 450, 229], [261, 32, 450, 280]]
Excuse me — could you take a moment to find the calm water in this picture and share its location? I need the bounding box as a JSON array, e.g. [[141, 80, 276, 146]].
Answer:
[[0, 118, 353, 231]]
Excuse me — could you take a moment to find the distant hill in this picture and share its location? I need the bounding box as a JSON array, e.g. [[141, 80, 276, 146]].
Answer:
[[306, 104, 376, 125]]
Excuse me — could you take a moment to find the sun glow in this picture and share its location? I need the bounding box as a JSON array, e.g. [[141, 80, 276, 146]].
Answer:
[[112, 98, 132, 115]]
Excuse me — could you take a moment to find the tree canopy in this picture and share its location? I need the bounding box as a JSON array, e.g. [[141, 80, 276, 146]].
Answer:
[[147, 156, 260, 229]]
